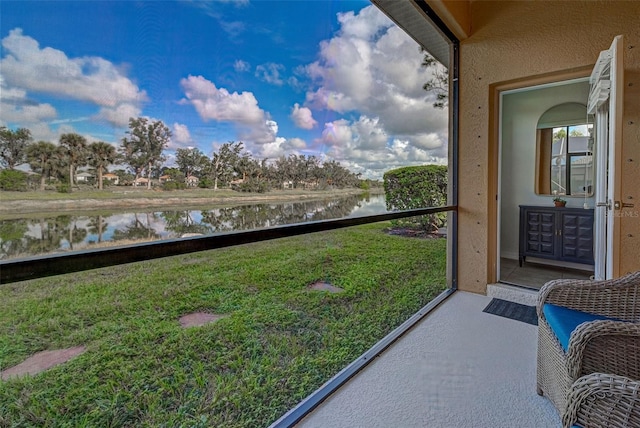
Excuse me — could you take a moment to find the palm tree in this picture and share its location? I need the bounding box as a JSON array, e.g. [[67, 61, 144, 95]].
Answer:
[[59, 133, 88, 189], [88, 141, 117, 190], [26, 141, 57, 190]]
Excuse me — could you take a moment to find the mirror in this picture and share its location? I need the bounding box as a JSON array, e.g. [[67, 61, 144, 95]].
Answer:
[[535, 103, 594, 197]]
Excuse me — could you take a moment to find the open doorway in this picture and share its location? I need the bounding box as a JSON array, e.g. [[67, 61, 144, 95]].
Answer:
[[498, 79, 595, 289]]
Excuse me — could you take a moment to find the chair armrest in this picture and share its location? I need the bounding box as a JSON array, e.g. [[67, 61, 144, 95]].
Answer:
[[537, 271, 640, 320], [537, 278, 595, 318], [566, 320, 640, 379], [563, 373, 640, 428]]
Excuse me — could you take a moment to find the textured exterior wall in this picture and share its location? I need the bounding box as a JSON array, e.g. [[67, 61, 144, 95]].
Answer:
[[455, 1, 640, 292], [620, 44, 640, 276]]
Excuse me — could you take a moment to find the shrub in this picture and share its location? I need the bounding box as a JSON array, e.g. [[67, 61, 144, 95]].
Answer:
[[0, 169, 28, 191], [56, 183, 72, 193], [198, 177, 213, 188], [162, 181, 187, 191], [236, 179, 270, 193], [383, 165, 447, 232]]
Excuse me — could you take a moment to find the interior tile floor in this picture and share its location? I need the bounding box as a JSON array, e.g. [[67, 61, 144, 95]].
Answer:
[[499, 258, 593, 290]]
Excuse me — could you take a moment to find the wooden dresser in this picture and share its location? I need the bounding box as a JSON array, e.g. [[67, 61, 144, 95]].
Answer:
[[519, 205, 594, 267]]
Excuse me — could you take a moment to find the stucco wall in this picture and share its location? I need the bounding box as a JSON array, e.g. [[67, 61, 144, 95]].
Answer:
[[455, 0, 640, 292]]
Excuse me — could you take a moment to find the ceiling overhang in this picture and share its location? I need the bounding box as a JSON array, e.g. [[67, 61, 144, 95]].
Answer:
[[371, 0, 451, 68]]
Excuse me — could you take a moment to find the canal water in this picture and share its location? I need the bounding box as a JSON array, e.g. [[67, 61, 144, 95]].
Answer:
[[0, 193, 388, 260]]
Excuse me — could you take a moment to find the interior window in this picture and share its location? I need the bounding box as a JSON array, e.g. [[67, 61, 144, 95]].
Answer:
[[535, 102, 594, 197], [549, 124, 593, 196]]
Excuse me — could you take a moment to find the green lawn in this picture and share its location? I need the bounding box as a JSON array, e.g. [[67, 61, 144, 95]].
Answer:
[[0, 187, 372, 202], [0, 222, 447, 427], [0, 187, 235, 201]]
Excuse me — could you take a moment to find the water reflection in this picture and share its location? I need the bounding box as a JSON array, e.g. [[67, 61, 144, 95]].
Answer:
[[0, 193, 387, 260]]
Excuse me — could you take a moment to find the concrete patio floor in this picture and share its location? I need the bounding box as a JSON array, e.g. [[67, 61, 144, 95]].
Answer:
[[296, 291, 562, 428]]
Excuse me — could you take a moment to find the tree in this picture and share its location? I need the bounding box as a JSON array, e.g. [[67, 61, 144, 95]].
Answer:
[[208, 142, 243, 190], [303, 155, 321, 187], [87, 142, 117, 190], [421, 49, 449, 109], [275, 154, 303, 189], [118, 137, 146, 185], [0, 169, 28, 191], [59, 133, 88, 189], [112, 168, 135, 185], [162, 167, 184, 182], [236, 152, 253, 181], [26, 141, 58, 190], [384, 165, 448, 232], [554, 129, 567, 141], [176, 147, 207, 178], [120, 118, 171, 189], [0, 127, 32, 170], [87, 215, 108, 243]]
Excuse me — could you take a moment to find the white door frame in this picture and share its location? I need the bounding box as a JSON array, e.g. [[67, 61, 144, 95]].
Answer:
[[589, 35, 623, 280], [495, 77, 589, 283]]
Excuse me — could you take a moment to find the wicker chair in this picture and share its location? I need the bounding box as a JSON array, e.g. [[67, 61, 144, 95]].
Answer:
[[563, 373, 640, 428], [536, 271, 640, 417]]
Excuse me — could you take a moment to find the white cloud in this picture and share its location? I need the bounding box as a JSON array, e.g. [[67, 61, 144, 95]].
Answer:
[[321, 119, 353, 148], [19, 122, 58, 143], [251, 136, 308, 159], [49, 117, 90, 125], [0, 76, 57, 126], [305, 37, 373, 111], [300, 4, 449, 178], [319, 116, 387, 151], [255, 62, 285, 85], [239, 119, 278, 145], [94, 103, 142, 128], [0, 29, 147, 129], [257, 137, 288, 158], [12, 121, 101, 146], [288, 137, 307, 149], [411, 132, 444, 150], [265, 120, 278, 136], [170, 122, 193, 149], [234, 59, 250, 72], [180, 75, 278, 145], [317, 115, 446, 179], [1, 29, 147, 110], [290, 103, 317, 130], [172, 123, 192, 143], [180, 75, 265, 125], [1, 100, 57, 124], [337, 6, 395, 39]]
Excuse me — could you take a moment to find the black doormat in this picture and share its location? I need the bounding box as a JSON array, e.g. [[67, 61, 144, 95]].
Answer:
[[483, 298, 538, 326]]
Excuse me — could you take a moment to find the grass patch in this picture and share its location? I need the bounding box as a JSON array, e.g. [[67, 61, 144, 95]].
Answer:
[[0, 222, 447, 427], [0, 187, 371, 202]]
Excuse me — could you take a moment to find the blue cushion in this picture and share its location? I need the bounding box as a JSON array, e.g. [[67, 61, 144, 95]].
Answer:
[[542, 304, 615, 352]]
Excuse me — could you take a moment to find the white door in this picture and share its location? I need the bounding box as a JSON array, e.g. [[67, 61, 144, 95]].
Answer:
[[589, 35, 623, 280]]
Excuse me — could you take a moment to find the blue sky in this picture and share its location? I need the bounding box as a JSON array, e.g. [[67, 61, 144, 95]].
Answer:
[[1, 0, 448, 179]]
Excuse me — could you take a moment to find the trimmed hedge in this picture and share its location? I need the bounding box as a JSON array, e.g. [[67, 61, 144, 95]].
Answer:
[[383, 165, 447, 232]]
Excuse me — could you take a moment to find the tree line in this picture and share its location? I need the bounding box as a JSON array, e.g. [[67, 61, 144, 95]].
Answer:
[[0, 118, 373, 192]]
